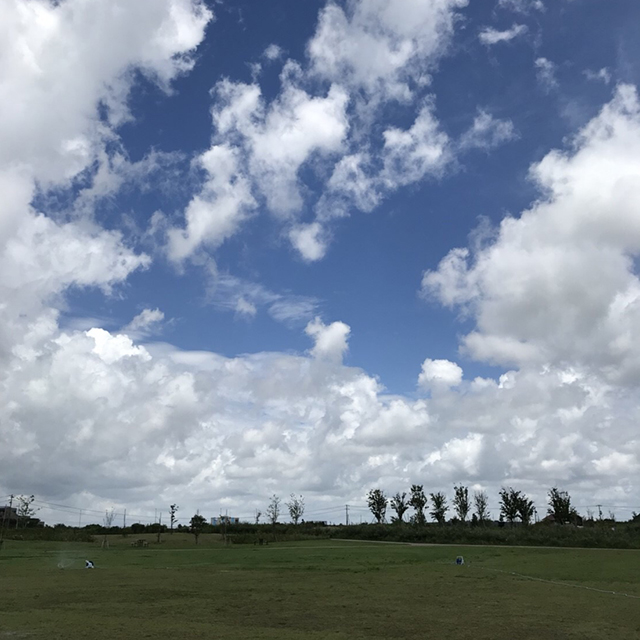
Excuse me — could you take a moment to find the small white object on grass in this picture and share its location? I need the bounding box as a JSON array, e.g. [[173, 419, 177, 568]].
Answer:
[[85, 560, 95, 569], [456, 556, 464, 565]]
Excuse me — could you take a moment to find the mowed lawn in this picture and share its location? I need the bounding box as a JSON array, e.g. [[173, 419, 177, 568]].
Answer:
[[1, 536, 639, 639]]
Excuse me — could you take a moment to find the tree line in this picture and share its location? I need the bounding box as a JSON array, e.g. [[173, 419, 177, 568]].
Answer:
[[366, 486, 583, 526]]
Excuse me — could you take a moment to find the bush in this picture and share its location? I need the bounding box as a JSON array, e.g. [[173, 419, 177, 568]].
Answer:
[[326, 522, 640, 549]]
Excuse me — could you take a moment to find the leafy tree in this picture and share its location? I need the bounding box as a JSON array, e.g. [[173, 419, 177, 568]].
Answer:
[[500, 487, 535, 525], [547, 488, 577, 524], [473, 491, 490, 524], [169, 504, 179, 533], [190, 513, 206, 544], [367, 489, 388, 524], [390, 492, 409, 523], [286, 494, 305, 525], [16, 495, 38, 528], [429, 492, 448, 525], [499, 488, 520, 525], [453, 485, 470, 523], [409, 484, 428, 525], [517, 494, 535, 526], [266, 495, 281, 526], [130, 522, 145, 534]]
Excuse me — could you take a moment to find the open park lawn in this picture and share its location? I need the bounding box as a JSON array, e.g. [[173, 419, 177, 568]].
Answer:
[[1, 536, 639, 639]]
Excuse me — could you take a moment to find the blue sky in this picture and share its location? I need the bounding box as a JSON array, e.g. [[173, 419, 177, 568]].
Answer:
[[2, 0, 640, 524], [64, 0, 638, 390]]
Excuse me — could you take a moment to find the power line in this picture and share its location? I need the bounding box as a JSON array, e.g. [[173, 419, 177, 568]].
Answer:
[[31, 499, 162, 524]]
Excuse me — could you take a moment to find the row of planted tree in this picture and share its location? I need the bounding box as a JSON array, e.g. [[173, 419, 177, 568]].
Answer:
[[366, 486, 586, 526]]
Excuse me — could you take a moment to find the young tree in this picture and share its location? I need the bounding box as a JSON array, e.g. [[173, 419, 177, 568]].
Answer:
[[409, 485, 428, 525], [499, 488, 520, 525], [266, 495, 281, 526], [190, 513, 206, 544], [103, 509, 115, 527], [255, 510, 262, 525], [547, 488, 576, 524], [453, 485, 470, 523], [429, 492, 448, 525], [286, 494, 305, 525], [149, 520, 164, 544], [473, 491, 490, 524], [367, 489, 388, 524], [102, 508, 115, 548], [169, 504, 179, 533], [390, 492, 409, 523], [16, 495, 38, 528]]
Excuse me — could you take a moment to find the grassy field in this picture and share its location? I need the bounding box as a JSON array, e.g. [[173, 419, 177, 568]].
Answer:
[[1, 534, 639, 639]]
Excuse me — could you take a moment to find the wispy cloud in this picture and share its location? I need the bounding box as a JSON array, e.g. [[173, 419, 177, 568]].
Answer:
[[584, 67, 611, 85], [479, 24, 528, 46], [263, 43, 283, 61], [535, 57, 558, 91], [123, 308, 165, 338], [212, 275, 319, 326], [459, 111, 518, 151], [498, 0, 545, 14]]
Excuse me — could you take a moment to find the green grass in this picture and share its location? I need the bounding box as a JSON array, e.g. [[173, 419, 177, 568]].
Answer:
[[1, 535, 639, 639]]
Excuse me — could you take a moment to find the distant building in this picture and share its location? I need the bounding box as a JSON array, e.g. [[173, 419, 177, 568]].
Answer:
[[0, 506, 19, 528], [211, 516, 240, 526], [0, 507, 43, 529]]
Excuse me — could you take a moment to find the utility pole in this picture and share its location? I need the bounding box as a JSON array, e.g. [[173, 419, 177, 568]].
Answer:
[[78, 508, 83, 528], [345, 504, 350, 526], [123, 509, 126, 529], [0, 495, 13, 547]]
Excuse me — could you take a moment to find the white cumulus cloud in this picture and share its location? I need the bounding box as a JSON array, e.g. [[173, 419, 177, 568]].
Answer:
[[418, 358, 464, 391], [305, 317, 351, 362], [423, 85, 640, 384], [289, 222, 329, 262], [309, 0, 468, 101]]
